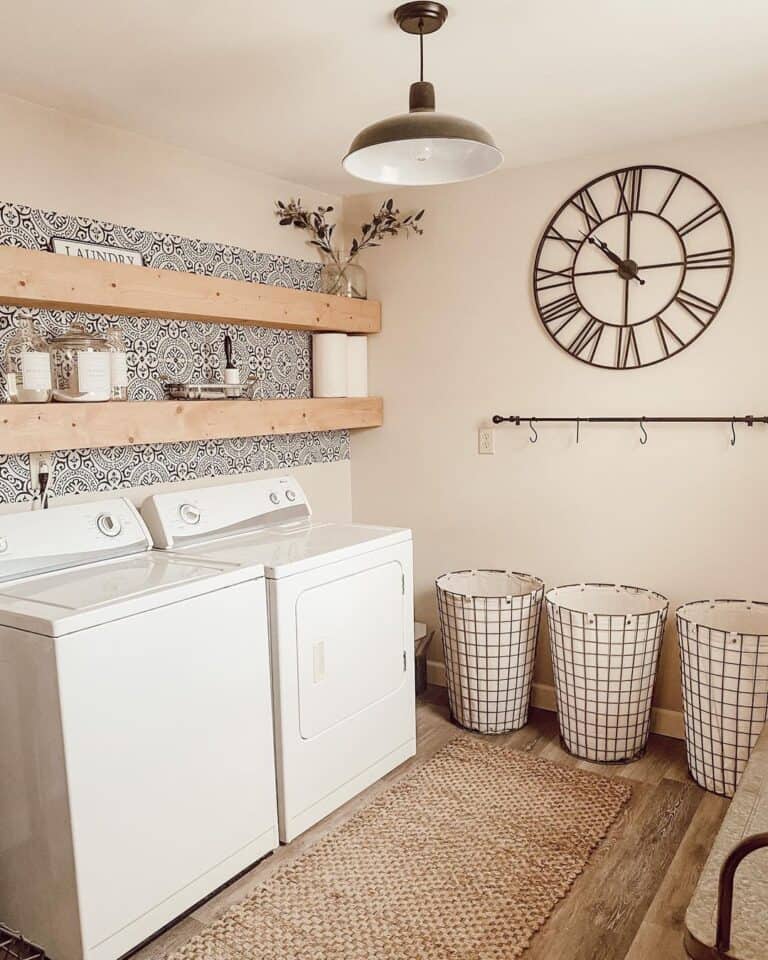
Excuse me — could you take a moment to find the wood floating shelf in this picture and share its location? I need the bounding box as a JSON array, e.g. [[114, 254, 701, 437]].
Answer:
[[0, 397, 383, 455], [0, 246, 380, 334]]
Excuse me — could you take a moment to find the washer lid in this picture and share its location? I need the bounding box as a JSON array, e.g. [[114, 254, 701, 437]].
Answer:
[[0, 552, 261, 637], [165, 521, 412, 578]]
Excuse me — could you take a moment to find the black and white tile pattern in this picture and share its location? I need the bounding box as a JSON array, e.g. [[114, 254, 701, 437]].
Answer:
[[0, 200, 348, 503]]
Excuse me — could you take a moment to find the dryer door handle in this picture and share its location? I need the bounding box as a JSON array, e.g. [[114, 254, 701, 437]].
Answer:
[[312, 641, 326, 683]]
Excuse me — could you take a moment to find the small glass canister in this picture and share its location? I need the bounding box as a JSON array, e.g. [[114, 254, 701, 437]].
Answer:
[[49, 322, 112, 402], [5, 312, 53, 403]]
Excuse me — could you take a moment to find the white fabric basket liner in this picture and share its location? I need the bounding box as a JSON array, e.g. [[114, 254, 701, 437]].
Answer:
[[547, 583, 669, 619], [437, 570, 544, 601], [677, 600, 768, 796], [436, 569, 544, 735], [547, 583, 668, 763]]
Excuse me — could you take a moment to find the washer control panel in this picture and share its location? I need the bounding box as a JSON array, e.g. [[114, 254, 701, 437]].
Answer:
[[142, 476, 311, 549], [0, 499, 150, 583]]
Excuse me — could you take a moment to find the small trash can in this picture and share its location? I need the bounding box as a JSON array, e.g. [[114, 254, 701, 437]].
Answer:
[[546, 583, 668, 763], [0, 923, 47, 960], [677, 599, 768, 797], [414, 621, 433, 696], [436, 569, 544, 734]]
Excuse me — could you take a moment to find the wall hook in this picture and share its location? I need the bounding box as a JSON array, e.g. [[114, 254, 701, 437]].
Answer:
[[575, 418, 580, 445], [639, 419, 648, 445], [529, 418, 538, 444], [731, 418, 737, 446]]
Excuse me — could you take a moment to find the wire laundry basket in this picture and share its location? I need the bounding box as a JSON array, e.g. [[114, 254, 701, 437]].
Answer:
[[547, 583, 668, 763], [677, 599, 768, 797], [436, 569, 544, 734]]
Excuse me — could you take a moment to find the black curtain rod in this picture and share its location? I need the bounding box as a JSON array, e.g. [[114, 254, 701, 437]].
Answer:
[[492, 415, 768, 425]]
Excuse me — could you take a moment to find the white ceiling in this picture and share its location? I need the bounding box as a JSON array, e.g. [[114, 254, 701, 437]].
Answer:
[[3, 1, 768, 195]]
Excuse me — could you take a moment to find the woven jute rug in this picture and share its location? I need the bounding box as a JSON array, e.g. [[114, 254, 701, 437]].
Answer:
[[169, 739, 631, 960]]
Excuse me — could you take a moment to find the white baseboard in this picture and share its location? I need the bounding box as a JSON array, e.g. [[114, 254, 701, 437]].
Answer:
[[426, 659, 685, 741]]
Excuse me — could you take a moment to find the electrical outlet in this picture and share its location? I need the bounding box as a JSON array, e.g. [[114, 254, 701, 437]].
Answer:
[[30, 451, 54, 498], [478, 428, 495, 455]]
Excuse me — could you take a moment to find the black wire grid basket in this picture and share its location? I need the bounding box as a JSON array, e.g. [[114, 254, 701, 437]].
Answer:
[[546, 583, 668, 763], [0, 926, 46, 960], [677, 600, 768, 797], [436, 569, 545, 734]]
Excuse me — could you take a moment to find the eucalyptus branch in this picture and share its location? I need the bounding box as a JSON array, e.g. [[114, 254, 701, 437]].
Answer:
[[275, 199, 341, 264], [350, 198, 424, 258], [275, 197, 425, 263]]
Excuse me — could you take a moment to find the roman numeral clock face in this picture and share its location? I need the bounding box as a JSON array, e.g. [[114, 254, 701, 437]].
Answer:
[[533, 165, 734, 368]]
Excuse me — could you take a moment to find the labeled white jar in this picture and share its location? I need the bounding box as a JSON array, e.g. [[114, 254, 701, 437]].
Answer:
[[49, 323, 112, 402], [5, 312, 53, 403], [105, 327, 129, 401]]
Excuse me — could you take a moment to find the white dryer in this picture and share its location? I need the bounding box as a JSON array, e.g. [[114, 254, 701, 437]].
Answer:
[[0, 498, 278, 960], [142, 476, 416, 842]]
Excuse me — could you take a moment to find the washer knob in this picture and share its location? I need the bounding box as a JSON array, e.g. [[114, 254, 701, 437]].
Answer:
[[269, 492, 280, 505], [179, 503, 201, 525], [97, 513, 122, 538], [285, 490, 296, 502], [0, 536, 8, 553]]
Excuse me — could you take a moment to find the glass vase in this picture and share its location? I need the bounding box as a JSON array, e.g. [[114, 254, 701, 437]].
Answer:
[[319, 257, 367, 300]]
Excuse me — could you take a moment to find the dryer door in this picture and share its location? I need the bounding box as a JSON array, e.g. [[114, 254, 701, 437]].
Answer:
[[296, 560, 405, 738]]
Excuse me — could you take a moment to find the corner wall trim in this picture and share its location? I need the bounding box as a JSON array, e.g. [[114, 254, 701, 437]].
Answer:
[[425, 659, 685, 741]]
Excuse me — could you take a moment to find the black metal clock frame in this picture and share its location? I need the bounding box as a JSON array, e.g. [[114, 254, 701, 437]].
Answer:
[[532, 164, 735, 370]]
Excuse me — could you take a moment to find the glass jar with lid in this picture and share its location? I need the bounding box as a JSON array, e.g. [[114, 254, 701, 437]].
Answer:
[[49, 322, 112, 402], [4, 312, 53, 403]]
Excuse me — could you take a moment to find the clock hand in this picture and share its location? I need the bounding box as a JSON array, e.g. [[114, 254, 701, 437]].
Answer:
[[585, 236, 646, 285], [586, 235, 624, 267]]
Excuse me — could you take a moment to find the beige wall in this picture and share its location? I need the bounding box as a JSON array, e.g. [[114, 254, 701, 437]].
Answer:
[[0, 93, 351, 521], [346, 121, 768, 725], [0, 93, 337, 259]]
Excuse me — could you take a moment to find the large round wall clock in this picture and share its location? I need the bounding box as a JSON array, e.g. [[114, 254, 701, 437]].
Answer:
[[533, 165, 734, 369]]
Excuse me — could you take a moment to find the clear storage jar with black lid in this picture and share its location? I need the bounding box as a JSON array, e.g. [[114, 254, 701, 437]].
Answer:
[[49, 322, 112, 402]]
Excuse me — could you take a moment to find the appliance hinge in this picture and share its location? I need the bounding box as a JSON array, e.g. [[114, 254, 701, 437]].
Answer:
[[403, 650, 407, 672], [401, 573, 405, 595]]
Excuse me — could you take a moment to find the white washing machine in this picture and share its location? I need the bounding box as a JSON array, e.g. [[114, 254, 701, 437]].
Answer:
[[0, 498, 278, 960], [142, 476, 416, 842]]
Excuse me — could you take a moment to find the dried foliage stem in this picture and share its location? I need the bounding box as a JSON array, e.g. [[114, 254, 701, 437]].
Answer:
[[275, 198, 424, 265]]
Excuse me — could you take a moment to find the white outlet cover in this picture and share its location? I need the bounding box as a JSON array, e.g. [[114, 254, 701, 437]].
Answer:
[[478, 428, 495, 455]]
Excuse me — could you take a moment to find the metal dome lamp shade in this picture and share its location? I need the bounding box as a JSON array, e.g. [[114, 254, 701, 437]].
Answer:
[[343, 2, 502, 186]]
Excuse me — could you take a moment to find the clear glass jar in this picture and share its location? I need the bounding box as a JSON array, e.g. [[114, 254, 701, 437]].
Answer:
[[5, 312, 53, 403], [319, 256, 367, 299], [105, 326, 129, 401], [49, 322, 112, 402]]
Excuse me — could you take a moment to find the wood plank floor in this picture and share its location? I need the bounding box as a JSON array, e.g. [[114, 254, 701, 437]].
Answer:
[[132, 687, 728, 960]]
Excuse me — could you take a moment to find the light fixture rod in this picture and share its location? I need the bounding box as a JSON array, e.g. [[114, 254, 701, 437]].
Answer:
[[419, 22, 424, 82]]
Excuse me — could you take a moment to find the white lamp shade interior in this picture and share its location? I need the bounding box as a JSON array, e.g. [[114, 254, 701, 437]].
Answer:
[[343, 136, 502, 186]]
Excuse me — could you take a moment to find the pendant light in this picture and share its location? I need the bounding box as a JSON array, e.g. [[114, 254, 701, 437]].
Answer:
[[343, 2, 503, 186]]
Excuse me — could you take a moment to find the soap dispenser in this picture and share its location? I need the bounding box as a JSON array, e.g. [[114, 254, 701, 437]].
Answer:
[[223, 333, 240, 396]]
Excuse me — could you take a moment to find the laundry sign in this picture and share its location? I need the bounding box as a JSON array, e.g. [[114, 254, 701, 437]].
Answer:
[[50, 237, 144, 265]]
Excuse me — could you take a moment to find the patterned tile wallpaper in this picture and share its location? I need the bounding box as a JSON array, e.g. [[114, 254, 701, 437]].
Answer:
[[0, 200, 349, 503]]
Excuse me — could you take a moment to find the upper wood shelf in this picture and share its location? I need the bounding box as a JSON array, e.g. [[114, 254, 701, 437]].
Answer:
[[0, 247, 381, 334], [0, 397, 383, 455]]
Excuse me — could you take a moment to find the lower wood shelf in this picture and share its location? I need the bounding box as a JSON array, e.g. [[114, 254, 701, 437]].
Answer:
[[0, 397, 383, 454]]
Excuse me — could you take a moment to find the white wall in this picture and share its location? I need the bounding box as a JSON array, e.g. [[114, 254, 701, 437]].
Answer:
[[0, 93, 351, 520], [346, 122, 768, 720]]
